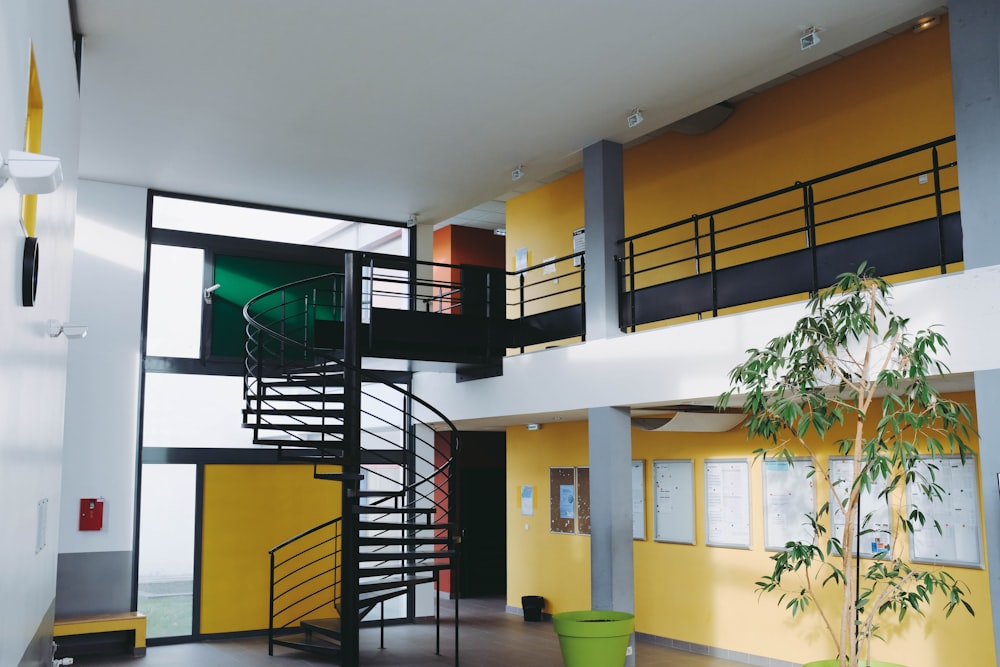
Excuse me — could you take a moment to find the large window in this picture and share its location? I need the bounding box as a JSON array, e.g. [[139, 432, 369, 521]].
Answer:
[[139, 193, 416, 640]]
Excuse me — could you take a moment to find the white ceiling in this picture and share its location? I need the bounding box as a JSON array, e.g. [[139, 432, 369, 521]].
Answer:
[[75, 0, 945, 229]]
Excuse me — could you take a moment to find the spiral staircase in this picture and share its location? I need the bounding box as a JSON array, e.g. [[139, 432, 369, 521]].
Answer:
[[241, 253, 500, 667]]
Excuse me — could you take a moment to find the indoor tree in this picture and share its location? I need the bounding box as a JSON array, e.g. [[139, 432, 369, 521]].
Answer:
[[718, 265, 975, 667]]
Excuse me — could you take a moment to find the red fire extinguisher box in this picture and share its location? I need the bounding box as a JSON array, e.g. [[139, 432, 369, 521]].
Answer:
[[79, 498, 104, 531]]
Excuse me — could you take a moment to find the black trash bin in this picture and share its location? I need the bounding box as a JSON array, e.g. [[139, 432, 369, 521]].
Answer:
[[521, 595, 545, 622]]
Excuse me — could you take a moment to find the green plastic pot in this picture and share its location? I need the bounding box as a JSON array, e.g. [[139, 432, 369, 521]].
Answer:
[[552, 610, 635, 667], [803, 661, 906, 667]]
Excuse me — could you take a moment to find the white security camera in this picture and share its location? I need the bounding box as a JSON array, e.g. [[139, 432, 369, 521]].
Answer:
[[0, 150, 63, 194]]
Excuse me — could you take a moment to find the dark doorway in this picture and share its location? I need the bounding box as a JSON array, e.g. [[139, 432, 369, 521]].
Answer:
[[455, 432, 507, 598]]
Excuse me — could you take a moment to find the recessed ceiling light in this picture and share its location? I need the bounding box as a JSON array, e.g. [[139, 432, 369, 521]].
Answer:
[[627, 107, 644, 129], [913, 16, 940, 33]]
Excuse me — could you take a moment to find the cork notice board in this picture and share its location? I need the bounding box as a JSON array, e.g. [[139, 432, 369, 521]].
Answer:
[[550, 467, 590, 534]]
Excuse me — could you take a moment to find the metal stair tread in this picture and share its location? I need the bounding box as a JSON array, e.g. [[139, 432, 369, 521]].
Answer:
[[358, 536, 451, 546], [357, 520, 453, 531], [353, 505, 435, 514], [243, 408, 345, 418], [358, 563, 451, 576], [251, 423, 346, 433], [356, 574, 437, 593], [357, 549, 455, 561], [270, 634, 341, 657]]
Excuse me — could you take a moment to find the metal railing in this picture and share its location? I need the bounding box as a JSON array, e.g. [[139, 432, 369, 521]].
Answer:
[[618, 136, 960, 330], [505, 250, 585, 352]]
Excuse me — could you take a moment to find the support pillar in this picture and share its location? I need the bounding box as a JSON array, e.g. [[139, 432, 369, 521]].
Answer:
[[949, 1, 1000, 662], [588, 406, 635, 666], [583, 140, 625, 341]]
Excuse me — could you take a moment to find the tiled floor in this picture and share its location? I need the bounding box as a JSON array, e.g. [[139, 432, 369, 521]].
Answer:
[[73, 597, 748, 666]]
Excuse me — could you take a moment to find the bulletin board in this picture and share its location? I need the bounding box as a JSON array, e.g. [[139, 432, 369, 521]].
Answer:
[[632, 460, 646, 540], [907, 456, 983, 568], [704, 459, 751, 548], [762, 458, 815, 550], [550, 467, 576, 534], [653, 459, 695, 545], [828, 457, 891, 558], [577, 467, 591, 535]]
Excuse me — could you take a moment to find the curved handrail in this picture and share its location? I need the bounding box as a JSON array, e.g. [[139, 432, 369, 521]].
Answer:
[[269, 516, 342, 555], [243, 271, 462, 443]]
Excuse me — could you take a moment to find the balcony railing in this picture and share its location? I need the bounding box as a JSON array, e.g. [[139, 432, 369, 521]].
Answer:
[[617, 136, 961, 331]]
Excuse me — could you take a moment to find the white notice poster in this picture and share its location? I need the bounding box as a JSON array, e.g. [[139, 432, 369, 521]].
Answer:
[[829, 458, 891, 558], [908, 456, 983, 568], [704, 459, 751, 548], [653, 460, 695, 544], [763, 458, 815, 550]]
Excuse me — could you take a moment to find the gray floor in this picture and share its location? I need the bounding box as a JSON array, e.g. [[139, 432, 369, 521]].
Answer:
[[72, 597, 746, 667]]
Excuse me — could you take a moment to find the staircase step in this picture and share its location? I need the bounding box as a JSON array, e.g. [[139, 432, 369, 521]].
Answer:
[[243, 408, 345, 419], [246, 393, 342, 403], [357, 574, 437, 593], [255, 440, 345, 452], [358, 521, 452, 532], [276, 452, 346, 464], [301, 617, 341, 640], [353, 489, 405, 498], [270, 634, 341, 657], [359, 563, 451, 577], [353, 505, 435, 515], [357, 550, 455, 561], [315, 472, 364, 481], [252, 423, 346, 433], [359, 536, 451, 546], [261, 376, 345, 388]]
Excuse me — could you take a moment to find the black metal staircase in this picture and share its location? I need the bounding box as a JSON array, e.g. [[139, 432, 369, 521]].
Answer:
[[243, 252, 463, 666]]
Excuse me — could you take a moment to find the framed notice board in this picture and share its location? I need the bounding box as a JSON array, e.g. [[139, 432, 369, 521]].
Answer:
[[829, 457, 892, 558], [762, 458, 815, 550], [550, 467, 590, 534], [653, 459, 695, 544], [907, 456, 983, 568], [704, 459, 751, 548]]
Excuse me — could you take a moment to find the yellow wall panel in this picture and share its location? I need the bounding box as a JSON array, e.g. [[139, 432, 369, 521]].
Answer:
[[200, 464, 342, 634], [506, 421, 591, 614]]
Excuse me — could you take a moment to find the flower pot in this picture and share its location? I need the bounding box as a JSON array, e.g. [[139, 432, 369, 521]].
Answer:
[[552, 610, 634, 667], [803, 661, 906, 667]]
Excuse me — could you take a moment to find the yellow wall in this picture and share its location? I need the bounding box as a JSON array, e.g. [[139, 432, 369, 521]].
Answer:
[[506, 393, 995, 666], [506, 421, 591, 614], [200, 464, 342, 634], [506, 20, 958, 319]]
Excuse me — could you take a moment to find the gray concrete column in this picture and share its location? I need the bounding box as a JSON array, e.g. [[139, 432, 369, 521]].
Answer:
[[588, 406, 635, 666], [950, 0, 1000, 270], [949, 2, 1000, 662], [583, 140, 625, 341]]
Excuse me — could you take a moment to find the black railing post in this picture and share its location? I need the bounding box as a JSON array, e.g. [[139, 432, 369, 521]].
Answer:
[[708, 215, 718, 317], [615, 255, 625, 333], [932, 146, 947, 273], [268, 550, 275, 656], [693, 216, 701, 275], [341, 251, 362, 667], [804, 184, 819, 294], [627, 241, 636, 333], [518, 273, 526, 354]]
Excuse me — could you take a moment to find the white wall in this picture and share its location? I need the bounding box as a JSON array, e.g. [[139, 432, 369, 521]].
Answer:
[[0, 1, 80, 664], [59, 180, 147, 554], [55, 180, 147, 618], [414, 267, 1000, 427]]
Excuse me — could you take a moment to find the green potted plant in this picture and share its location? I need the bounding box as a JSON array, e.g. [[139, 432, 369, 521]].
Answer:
[[718, 266, 975, 667]]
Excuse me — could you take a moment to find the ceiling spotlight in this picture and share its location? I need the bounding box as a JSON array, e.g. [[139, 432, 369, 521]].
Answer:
[[494, 227, 507, 237], [800, 26, 821, 50], [512, 165, 524, 182], [627, 107, 644, 129], [406, 214, 418, 227], [913, 16, 940, 33]]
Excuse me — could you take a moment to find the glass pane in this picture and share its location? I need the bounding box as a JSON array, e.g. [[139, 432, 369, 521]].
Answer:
[[138, 464, 196, 638], [143, 373, 255, 448], [146, 245, 204, 358], [153, 196, 409, 255]]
